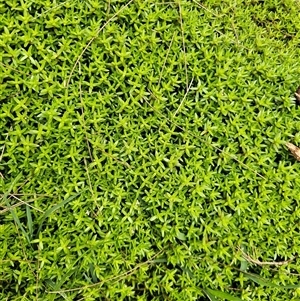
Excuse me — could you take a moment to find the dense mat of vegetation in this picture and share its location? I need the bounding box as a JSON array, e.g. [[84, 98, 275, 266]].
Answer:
[[1, 0, 300, 300]]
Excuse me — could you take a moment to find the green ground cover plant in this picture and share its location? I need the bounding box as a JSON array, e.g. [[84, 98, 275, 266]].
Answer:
[[1, 0, 300, 300]]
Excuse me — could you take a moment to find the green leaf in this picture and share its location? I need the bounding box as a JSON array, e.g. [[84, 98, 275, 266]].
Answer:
[[182, 266, 194, 278], [89, 263, 98, 283], [239, 245, 248, 272], [37, 193, 80, 234], [45, 279, 71, 301]]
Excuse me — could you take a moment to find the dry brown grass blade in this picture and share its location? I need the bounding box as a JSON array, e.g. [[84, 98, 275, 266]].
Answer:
[[11, 195, 44, 213], [0, 196, 45, 214], [107, 0, 111, 15], [0, 62, 29, 75], [94, 147, 132, 169], [286, 142, 300, 161], [0, 193, 50, 197], [65, 0, 135, 88], [47, 248, 165, 293], [295, 86, 300, 103]]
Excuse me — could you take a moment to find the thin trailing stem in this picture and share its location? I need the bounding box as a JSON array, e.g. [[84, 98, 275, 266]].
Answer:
[[157, 31, 176, 87], [66, 0, 135, 88], [47, 248, 165, 293], [177, 0, 188, 91], [238, 247, 294, 266], [173, 76, 194, 117], [145, 89, 266, 180]]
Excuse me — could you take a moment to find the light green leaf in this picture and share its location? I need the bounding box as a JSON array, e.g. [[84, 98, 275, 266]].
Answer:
[[177, 231, 186, 240], [240, 259, 248, 272], [239, 244, 248, 271]]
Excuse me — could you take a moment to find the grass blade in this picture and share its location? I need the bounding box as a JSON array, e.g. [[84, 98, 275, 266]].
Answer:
[[204, 288, 243, 301], [240, 259, 248, 272], [242, 271, 300, 289], [239, 245, 248, 271], [26, 205, 33, 239], [202, 288, 219, 301], [2, 173, 30, 243], [37, 193, 80, 234], [10, 208, 30, 243]]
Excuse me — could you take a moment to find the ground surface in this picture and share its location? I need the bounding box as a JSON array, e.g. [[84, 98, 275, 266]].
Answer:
[[1, 0, 300, 300]]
